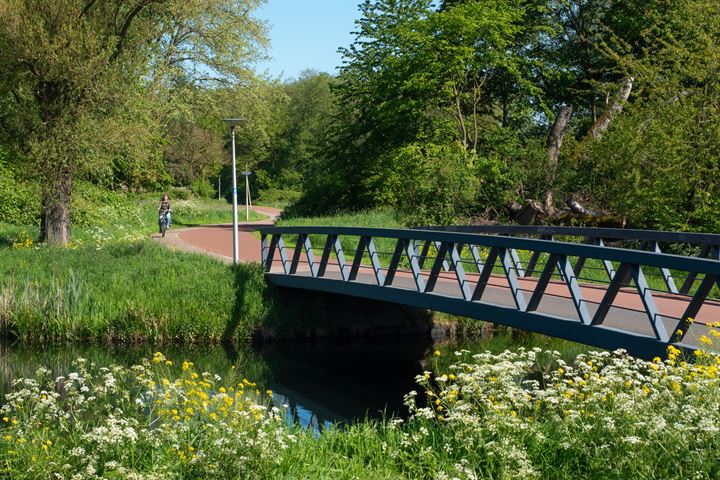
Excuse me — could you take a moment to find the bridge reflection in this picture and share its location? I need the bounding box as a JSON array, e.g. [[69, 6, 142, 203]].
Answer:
[[256, 336, 431, 432]]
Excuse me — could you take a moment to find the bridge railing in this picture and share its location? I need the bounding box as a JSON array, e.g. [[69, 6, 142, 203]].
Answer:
[[260, 226, 720, 358], [416, 225, 720, 295]]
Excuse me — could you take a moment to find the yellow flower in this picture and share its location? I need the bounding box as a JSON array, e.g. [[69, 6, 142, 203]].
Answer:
[[3, 435, 11, 441], [2, 417, 8, 422], [448, 373, 455, 381], [266, 389, 273, 398], [433, 350, 441, 357]]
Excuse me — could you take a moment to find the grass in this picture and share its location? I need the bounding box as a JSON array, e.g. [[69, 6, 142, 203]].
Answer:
[[67, 189, 269, 247], [0, 237, 269, 343]]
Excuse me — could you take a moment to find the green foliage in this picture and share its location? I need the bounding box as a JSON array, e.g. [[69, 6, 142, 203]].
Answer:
[[190, 178, 217, 199], [577, 0, 720, 231], [255, 188, 302, 209], [0, 149, 39, 226], [0, 0, 268, 243], [299, 0, 556, 220], [365, 143, 479, 225]]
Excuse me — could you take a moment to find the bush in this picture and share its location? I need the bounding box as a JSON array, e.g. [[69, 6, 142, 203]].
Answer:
[[169, 187, 191, 200], [368, 142, 480, 225], [0, 150, 40, 225], [71, 182, 143, 228], [190, 178, 216, 198]]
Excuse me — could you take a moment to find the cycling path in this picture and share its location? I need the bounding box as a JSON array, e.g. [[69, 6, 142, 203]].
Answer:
[[159, 205, 281, 264]]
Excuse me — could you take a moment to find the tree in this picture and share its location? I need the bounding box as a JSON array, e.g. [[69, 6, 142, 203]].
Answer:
[[0, 0, 266, 243], [579, 0, 720, 231]]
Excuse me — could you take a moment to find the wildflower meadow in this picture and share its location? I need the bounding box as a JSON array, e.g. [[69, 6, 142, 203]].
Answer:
[[2, 343, 719, 479]]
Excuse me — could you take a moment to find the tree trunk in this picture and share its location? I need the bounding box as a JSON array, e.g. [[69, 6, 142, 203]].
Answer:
[[588, 77, 634, 140], [40, 172, 72, 245], [544, 105, 573, 214]]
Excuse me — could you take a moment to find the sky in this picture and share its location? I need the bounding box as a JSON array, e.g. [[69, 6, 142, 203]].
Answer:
[[254, 0, 361, 80]]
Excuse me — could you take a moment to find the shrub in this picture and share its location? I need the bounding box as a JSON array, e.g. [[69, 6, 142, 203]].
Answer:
[[190, 178, 216, 198], [0, 151, 40, 226]]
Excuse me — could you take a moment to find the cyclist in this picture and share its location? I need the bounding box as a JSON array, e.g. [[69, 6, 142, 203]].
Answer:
[[158, 192, 172, 232]]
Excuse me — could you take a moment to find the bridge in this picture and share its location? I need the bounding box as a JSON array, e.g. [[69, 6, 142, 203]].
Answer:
[[259, 225, 720, 360]]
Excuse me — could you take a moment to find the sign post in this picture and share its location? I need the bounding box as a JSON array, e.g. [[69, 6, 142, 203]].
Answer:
[[241, 168, 252, 222]]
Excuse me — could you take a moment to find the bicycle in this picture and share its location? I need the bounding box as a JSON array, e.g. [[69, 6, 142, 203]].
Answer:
[[159, 211, 170, 238]]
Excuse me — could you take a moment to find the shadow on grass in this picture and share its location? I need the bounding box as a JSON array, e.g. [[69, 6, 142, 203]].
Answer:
[[224, 263, 269, 342]]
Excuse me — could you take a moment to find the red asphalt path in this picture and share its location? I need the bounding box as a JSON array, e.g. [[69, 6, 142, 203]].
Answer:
[[159, 205, 280, 264]]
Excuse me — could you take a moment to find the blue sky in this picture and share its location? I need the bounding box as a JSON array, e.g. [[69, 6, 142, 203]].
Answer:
[[254, 0, 361, 80]]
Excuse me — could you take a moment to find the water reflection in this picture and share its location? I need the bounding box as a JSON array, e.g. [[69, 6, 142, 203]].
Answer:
[[257, 336, 432, 430], [0, 335, 431, 431], [1, 332, 588, 432]]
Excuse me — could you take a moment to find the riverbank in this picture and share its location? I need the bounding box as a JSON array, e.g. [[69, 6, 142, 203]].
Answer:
[[0, 240, 268, 343], [1, 347, 718, 479]]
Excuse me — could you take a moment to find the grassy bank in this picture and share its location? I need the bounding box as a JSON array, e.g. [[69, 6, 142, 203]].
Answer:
[[1, 347, 719, 479], [0, 239, 267, 343]]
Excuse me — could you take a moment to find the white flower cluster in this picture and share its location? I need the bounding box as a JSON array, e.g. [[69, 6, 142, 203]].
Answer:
[[0, 355, 295, 479], [406, 347, 720, 479]]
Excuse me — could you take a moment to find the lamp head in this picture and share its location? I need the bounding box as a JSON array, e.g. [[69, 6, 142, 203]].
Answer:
[[222, 118, 242, 127]]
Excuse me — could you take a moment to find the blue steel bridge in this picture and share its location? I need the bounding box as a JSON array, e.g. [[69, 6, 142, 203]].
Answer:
[[259, 225, 720, 360]]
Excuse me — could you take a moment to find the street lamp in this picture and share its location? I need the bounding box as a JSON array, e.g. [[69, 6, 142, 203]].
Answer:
[[223, 118, 242, 264]]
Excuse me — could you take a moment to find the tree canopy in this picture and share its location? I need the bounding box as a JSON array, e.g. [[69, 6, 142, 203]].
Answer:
[[1, 0, 718, 236]]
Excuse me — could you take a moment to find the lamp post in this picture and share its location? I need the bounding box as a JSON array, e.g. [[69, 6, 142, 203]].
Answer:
[[223, 118, 242, 264]]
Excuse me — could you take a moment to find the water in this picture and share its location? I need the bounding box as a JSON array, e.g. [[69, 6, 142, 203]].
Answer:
[[0, 332, 588, 431], [0, 336, 434, 431]]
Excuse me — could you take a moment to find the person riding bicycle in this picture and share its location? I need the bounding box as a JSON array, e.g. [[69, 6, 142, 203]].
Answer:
[[158, 193, 172, 232]]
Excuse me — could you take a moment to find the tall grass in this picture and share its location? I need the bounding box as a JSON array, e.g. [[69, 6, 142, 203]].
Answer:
[[0, 240, 268, 343]]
